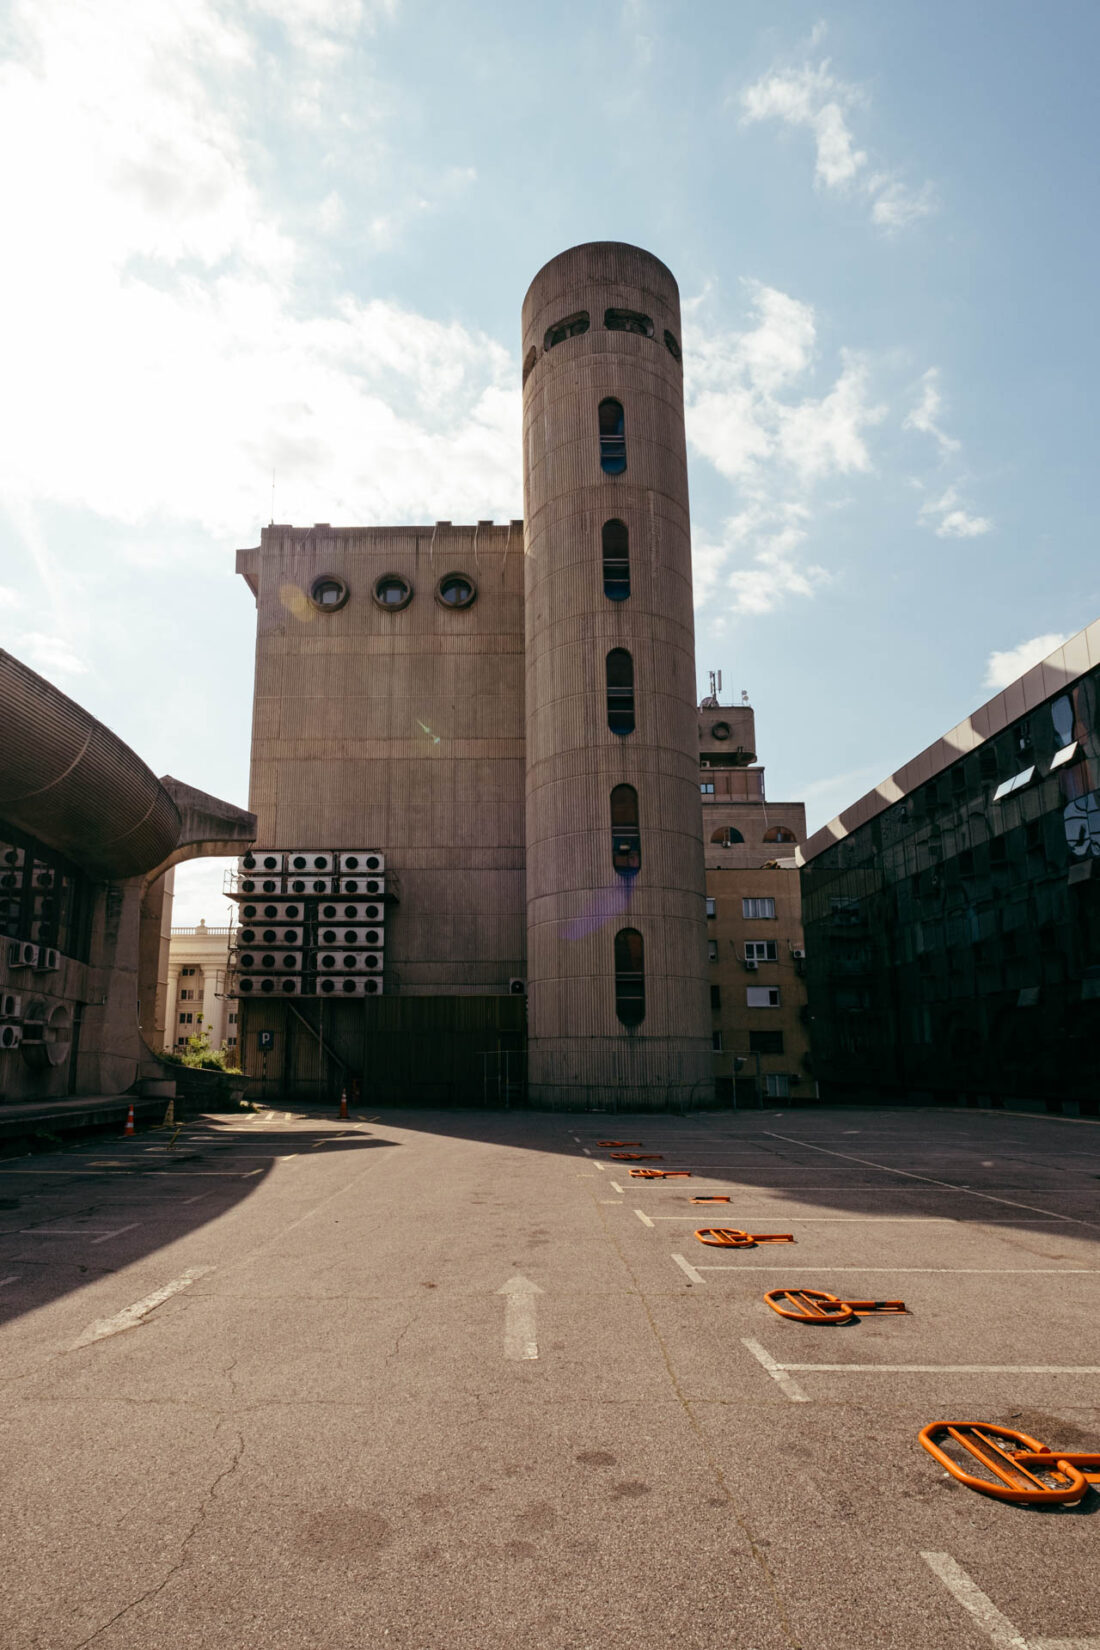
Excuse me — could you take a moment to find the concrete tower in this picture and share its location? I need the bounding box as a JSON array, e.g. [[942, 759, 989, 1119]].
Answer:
[[522, 242, 713, 1111]]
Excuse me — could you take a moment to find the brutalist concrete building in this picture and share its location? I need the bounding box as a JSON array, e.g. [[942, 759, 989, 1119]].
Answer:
[[233, 243, 714, 1110]]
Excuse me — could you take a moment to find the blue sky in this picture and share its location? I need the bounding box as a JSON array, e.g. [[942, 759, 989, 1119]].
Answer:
[[2, 1, 1098, 922]]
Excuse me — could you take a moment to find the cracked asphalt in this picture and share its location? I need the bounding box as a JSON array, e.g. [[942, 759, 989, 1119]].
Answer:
[[0, 1104, 1097, 1649]]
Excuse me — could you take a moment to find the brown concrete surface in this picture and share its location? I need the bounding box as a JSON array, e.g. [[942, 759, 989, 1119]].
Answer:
[[0, 1105, 1096, 1648]]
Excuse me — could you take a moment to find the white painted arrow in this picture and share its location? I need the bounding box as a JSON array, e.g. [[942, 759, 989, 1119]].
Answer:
[[496, 1274, 543, 1360]]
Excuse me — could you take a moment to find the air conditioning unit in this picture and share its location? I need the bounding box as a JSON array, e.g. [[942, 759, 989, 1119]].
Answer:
[[0, 1024, 22, 1051], [240, 850, 287, 874], [34, 948, 60, 971], [335, 876, 387, 895], [791, 947, 806, 960], [240, 927, 302, 948], [235, 950, 302, 973], [246, 974, 301, 996], [8, 941, 38, 969], [317, 974, 382, 997], [33, 869, 55, 890], [316, 926, 384, 949], [344, 851, 384, 873], [1, 847, 24, 868], [240, 902, 304, 924], [288, 877, 336, 896], [744, 958, 758, 972], [318, 901, 382, 924], [509, 978, 526, 995], [0, 991, 22, 1019], [286, 851, 334, 874], [315, 949, 375, 973]]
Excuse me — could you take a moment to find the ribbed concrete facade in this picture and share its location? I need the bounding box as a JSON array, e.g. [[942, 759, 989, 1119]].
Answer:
[[521, 243, 713, 1109]]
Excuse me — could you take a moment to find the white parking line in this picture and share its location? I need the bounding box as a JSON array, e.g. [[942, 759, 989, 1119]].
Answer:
[[755, 1354, 1100, 1375], [609, 1181, 626, 1194], [696, 1266, 1100, 1274], [70, 1266, 214, 1350], [922, 1550, 1100, 1650], [764, 1131, 1100, 1230], [671, 1253, 704, 1284], [593, 1161, 606, 1172], [0, 1274, 19, 1289], [90, 1223, 140, 1244], [639, 1215, 1070, 1223], [633, 1209, 654, 1228], [741, 1338, 810, 1402], [582, 1147, 591, 1155]]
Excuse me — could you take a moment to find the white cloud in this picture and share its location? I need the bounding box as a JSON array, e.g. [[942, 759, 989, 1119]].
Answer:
[[0, 587, 20, 611], [740, 57, 934, 231], [983, 633, 1070, 691], [16, 633, 88, 677], [0, 0, 517, 546], [684, 283, 883, 619], [903, 369, 960, 456], [919, 485, 992, 539]]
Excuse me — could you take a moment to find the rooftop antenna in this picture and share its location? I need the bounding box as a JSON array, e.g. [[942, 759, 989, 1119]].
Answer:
[[708, 669, 723, 701], [741, 688, 750, 706]]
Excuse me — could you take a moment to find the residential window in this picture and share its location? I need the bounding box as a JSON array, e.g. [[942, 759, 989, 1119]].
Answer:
[[746, 986, 780, 1008], [229, 1012, 238, 1024], [764, 1074, 791, 1099], [614, 928, 645, 1026], [181, 967, 196, 976], [708, 939, 718, 962], [610, 784, 640, 876], [993, 767, 1036, 802], [602, 519, 630, 600], [700, 782, 715, 795], [178, 1013, 187, 1024], [711, 1031, 723, 1051], [598, 398, 626, 474], [742, 898, 776, 920], [750, 1030, 784, 1055], [705, 897, 716, 918], [710, 984, 721, 1010], [745, 941, 777, 962], [606, 649, 635, 735], [179, 989, 191, 1000]]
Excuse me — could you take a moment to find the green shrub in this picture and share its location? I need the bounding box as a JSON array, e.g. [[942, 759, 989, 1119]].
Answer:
[[161, 1033, 242, 1075]]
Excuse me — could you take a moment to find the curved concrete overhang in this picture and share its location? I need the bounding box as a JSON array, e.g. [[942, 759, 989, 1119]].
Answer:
[[0, 649, 182, 878]]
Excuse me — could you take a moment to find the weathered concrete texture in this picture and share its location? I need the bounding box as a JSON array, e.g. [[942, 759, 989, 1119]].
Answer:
[[522, 242, 712, 1109]]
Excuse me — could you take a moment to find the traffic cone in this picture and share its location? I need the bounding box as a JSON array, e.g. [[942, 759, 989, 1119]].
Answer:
[[162, 1098, 175, 1128], [338, 1088, 348, 1120], [123, 1103, 135, 1137]]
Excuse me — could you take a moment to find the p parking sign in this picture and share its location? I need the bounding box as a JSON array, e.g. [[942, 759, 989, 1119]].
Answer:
[[258, 1030, 275, 1052]]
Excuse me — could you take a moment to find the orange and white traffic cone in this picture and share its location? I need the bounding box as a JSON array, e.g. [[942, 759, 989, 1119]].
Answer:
[[123, 1103, 135, 1137], [339, 1088, 348, 1121]]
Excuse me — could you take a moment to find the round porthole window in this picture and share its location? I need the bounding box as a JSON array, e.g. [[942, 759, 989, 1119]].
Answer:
[[711, 722, 731, 740], [436, 573, 476, 609], [309, 575, 349, 612], [373, 573, 412, 610]]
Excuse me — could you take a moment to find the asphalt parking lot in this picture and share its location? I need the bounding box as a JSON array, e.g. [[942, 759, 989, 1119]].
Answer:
[[0, 1103, 1096, 1649]]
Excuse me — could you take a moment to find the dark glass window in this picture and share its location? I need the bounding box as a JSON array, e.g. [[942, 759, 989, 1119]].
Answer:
[[710, 984, 721, 1010], [750, 1030, 784, 1055], [604, 307, 653, 337], [763, 826, 798, 844], [711, 827, 745, 846], [664, 329, 682, 362], [610, 784, 640, 876], [374, 574, 412, 610], [602, 519, 630, 600], [598, 399, 626, 474], [544, 311, 589, 350], [614, 928, 645, 1025], [309, 576, 348, 611], [522, 346, 537, 385], [436, 573, 476, 608], [606, 649, 635, 735]]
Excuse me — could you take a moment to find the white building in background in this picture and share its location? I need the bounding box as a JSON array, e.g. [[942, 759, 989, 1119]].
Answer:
[[166, 920, 238, 1054]]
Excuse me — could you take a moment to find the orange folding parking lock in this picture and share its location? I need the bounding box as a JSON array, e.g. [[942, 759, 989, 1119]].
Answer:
[[919, 1422, 1100, 1506], [691, 1195, 731, 1204], [628, 1168, 690, 1178], [694, 1228, 795, 1248], [597, 1140, 641, 1147], [765, 1287, 906, 1324], [611, 1152, 663, 1161]]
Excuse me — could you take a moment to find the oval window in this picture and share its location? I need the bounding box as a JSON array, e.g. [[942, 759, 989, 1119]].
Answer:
[[309, 575, 349, 612], [436, 573, 476, 609], [711, 722, 731, 741], [373, 574, 412, 610], [544, 311, 589, 350], [604, 308, 653, 337]]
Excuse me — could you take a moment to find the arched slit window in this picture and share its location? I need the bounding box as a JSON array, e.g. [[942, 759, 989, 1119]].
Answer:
[[610, 784, 640, 876], [614, 928, 645, 1026], [602, 519, 630, 600], [763, 826, 798, 844], [598, 398, 626, 474], [604, 307, 654, 337], [544, 311, 589, 350], [606, 649, 635, 735], [711, 826, 744, 846]]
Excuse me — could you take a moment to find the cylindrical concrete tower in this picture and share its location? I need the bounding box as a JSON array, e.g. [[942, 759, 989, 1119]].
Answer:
[[522, 242, 713, 1111]]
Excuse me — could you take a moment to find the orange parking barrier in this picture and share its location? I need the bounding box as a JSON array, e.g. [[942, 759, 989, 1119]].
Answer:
[[598, 1140, 641, 1147], [694, 1228, 794, 1248], [765, 1287, 906, 1325], [919, 1422, 1100, 1506], [691, 1195, 730, 1204], [611, 1152, 663, 1161], [628, 1168, 690, 1179]]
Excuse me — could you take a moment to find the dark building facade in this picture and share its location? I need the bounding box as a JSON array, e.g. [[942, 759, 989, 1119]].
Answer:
[[800, 626, 1100, 1113]]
